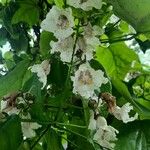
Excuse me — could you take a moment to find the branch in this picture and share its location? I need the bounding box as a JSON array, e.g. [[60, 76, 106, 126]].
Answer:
[[100, 30, 150, 44], [30, 125, 51, 150], [105, 19, 121, 34], [100, 34, 138, 44]]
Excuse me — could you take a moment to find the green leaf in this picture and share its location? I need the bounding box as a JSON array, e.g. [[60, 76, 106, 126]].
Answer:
[[0, 59, 30, 99], [0, 28, 7, 46], [12, 0, 39, 26], [0, 115, 23, 150], [119, 21, 130, 33], [9, 30, 28, 52], [96, 42, 139, 80], [44, 128, 63, 150], [54, 0, 64, 8], [40, 31, 56, 57], [47, 0, 54, 4], [96, 46, 115, 77], [23, 75, 42, 99], [110, 0, 150, 33], [25, 75, 52, 122], [4, 51, 13, 60], [48, 59, 68, 88], [115, 120, 150, 150], [112, 78, 150, 117], [3, 51, 16, 70], [0, 0, 11, 5]]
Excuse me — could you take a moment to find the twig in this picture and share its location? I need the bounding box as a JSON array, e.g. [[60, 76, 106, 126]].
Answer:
[[100, 34, 138, 44], [30, 125, 51, 150]]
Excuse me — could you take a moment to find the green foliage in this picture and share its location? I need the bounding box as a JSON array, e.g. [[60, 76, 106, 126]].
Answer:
[[12, 0, 40, 26], [54, 0, 64, 8], [115, 120, 150, 150], [0, 28, 7, 46], [0, 115, 22, 150], [0, 59, 29, 99], [0, 0, 150, 149], [40, 31, 56, 56], [44, 128, 64, 150], [110, 0, 150, 33], [96, 42, 139, 80]]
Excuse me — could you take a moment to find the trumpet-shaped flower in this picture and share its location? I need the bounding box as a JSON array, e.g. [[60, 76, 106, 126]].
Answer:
[[30, 60, 50, 89], [21, 114, 41, 138], [94, 117, 118, 150], [67, 0, 102, 11], [50, 36, 74, 62], [88, 114, 118, 150], [88, 111, 97, 130], [0, 100, 20, 115], [112, 103, 138, 123], [41, 6, 74, 39], [72, 63, 108, 99], [76, 24, 101, 61]]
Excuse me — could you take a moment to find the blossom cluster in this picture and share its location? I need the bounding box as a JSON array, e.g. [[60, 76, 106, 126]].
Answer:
[[0, 0, 138, 149], [29, 1, 138, 149], [88, 111, 119, 149], [0, 92, 41, 138]]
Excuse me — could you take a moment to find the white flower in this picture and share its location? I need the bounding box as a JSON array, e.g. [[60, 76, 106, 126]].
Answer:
[[88, 112, 118, 149], [94, 117, 118, 150], [50, 36, 74, 62], [76, 24, 100, 61], [88, 111, 96, 130], [41, 6, 74, 39], [21, 122, 41, 138], [1, 100, 20, 115], [112, 103, 138, 123], [30, 60, 50, 89], [67, 0, 102, 11], [21, 114, 41, 138], [72, 63, 108, 99], [83, 23, 102, 38], [76, 37, 99, 60]]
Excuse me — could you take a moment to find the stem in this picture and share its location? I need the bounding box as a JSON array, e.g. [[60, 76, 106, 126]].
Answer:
[[58, 125, 88, 140], [55, 20, 81, 122], [44, 103, 83, 110], [30, 125, 51, 150], [56, 122, 86, 128], [100, 33, 138, 44], [65, 20, 80, 87], [21, 119, 86, 128], [59, 134, 80, 149], [105, 19, 121, 34], [101, 30, 150, 44]]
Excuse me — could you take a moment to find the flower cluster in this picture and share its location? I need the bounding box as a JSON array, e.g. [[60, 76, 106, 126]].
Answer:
[[76, 24, 101, 61], [25, 2, 139, 149], [0, 0, 142, 149], [41, 5, 102, 63], [88, 111, 119, 149], [0, 92, 41, 138]]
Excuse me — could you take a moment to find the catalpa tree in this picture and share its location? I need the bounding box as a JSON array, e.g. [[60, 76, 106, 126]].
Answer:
[[0, 0, 150, 149]]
